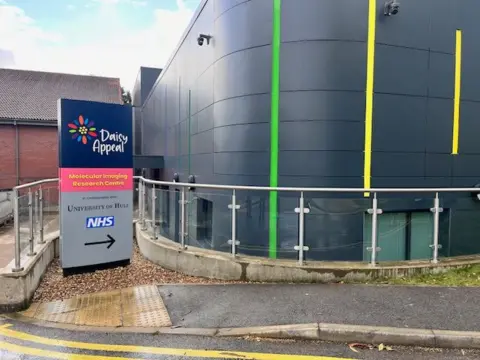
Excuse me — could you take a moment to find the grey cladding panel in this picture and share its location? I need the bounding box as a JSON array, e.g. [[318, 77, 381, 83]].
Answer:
[[426, 98, 453, 154], [279, 121, 363, 151], [213, 0, 249, 18], [279, 91, 365, 122], [426, 154, 452, 177], [372, 153, 425, 177], [453, 155, 480, 177], [280, 41, 366, 92], [282, 0, 368, 42], [429, 0, 456, 53], [458, 101, 480, 154], [214, 123, 270, 152], [374, 45, 429, 96], [195, 67, 214, 114], [190, 154, 214, 177], [372, 94, 427, 152], [279, 176, 362, 188], [460, 39, 480, 102], [214, 0, 271, 61], [428, 52, 454, 99], [197, 105, 214, 134], [279, 151, 363, 177], [375, 0, 430, 50], [214, 46, 271, 101], [214, 152, 269, 176], [214, 94, 271, 127]]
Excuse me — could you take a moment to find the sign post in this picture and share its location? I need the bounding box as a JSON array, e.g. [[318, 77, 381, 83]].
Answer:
[[58, 99, 133, 272]]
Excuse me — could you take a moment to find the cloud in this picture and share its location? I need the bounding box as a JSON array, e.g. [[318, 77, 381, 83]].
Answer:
[[91, 0, 147, 6], [0, 3, 63, 50], [0, 0, 195, 90]]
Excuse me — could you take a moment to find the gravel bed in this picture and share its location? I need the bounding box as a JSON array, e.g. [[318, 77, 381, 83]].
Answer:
[[33, 243, 242, 302]]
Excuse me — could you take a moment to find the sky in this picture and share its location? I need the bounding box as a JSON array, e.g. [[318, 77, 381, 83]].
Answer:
[[0, 0, 201, 90]]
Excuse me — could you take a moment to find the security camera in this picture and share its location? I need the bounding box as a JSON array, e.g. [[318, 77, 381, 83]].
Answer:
[[197, 34, 212, 46], [384, 0, 400, 16]]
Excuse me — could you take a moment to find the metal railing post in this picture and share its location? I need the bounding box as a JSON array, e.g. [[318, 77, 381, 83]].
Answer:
[[228, 189, 241, 257], [294, 191, 310, 265], [138, 180, 143, 224], [430, 192, 443, 264], [27, 188, 36, 256], [151, 184, 157, 239], [12, 188, 23, 272], [367, 192, 382, 266], [38, 187, 45, 244], [34, 190, 39, 237], [141, 181, 147, 230], [180, 186, 187, 249]]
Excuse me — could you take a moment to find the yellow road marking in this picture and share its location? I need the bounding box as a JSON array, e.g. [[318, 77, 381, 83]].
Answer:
[[0, 341, 143, 360], [0, 324, 352, 360], [452, 29, 463, 155], [363, 0, 378, 197]]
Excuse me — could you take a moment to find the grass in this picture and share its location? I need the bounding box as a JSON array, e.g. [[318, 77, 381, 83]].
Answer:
[[369, 264, 480, 287]]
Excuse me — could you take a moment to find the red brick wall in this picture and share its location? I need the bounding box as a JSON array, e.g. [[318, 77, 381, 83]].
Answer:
[[0, 125, 58, 190], [18, 126, 58, 184], [0, 125, 16, 189]]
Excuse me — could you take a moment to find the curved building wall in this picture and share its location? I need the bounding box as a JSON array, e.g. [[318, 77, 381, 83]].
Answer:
[[142, 0, 480, 261]]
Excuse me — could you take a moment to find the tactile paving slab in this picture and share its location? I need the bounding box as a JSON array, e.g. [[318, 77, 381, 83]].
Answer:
[[20, 285, 171, 328]]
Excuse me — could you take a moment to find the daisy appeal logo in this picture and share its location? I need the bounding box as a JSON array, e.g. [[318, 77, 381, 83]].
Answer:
[[67, 115, 128, 156]]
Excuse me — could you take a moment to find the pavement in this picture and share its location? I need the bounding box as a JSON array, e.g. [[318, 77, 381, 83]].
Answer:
[[158, 284, 480, 331]]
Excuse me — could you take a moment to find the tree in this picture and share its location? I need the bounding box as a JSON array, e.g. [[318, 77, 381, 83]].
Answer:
[[121, 86, 132, 104]]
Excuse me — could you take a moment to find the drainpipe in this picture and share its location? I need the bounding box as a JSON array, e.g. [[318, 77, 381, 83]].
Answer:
[[14, 121, 19, 186]]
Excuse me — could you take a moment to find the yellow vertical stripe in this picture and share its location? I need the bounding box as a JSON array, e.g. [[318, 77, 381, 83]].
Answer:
[[363, 0, 377, 197], [452, 29, 463, 155]]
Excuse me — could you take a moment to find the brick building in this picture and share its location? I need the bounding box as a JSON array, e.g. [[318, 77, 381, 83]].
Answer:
[[0, 69, 123, 189]]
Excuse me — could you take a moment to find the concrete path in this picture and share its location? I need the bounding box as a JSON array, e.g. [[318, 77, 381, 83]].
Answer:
[[158, 284, 480, 332], [0, 216, 58, 269], [0, 225, 14, 269]]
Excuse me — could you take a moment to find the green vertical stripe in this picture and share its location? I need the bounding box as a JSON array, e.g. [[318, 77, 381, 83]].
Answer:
[[269, 0, 281, 259]]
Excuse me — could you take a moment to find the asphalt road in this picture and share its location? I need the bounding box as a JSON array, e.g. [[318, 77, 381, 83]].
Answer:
[[158, 284, 480, 331], [0, 317, 479, 359]]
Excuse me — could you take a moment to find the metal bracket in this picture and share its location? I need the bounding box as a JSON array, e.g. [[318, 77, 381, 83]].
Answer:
[[366, 247, 382, 252], [178, 200, 189, 205], [430, 207, 444, 213], [429, 244, 443, 249], [227, 239, 240, 246], [294, 207, 310, 214], [228, 204, 240, 210], [367, 208, 383, 215], [294, 245, 309, 251]]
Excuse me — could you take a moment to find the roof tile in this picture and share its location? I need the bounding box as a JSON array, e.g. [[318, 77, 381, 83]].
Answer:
[[0, 69, 122, 121]]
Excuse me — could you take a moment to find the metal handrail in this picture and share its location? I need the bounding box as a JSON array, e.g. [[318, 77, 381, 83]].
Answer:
[[12, 178, 59, 272], [135, 176, 480, 193], [14, 178, 58, 191]]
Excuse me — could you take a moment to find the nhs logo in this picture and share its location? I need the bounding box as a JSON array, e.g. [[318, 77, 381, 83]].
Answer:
[[86, 216, 115, 229]]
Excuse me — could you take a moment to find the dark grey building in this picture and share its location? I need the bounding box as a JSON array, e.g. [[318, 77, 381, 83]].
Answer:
[[132, 66, 163, 175], [139, 0, 480, 262]]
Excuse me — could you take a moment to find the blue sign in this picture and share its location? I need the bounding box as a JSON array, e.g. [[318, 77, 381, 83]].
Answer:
[[58, 98, 133, 270], [58, 99, 133, 169], [86, 216, 115, 229]]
